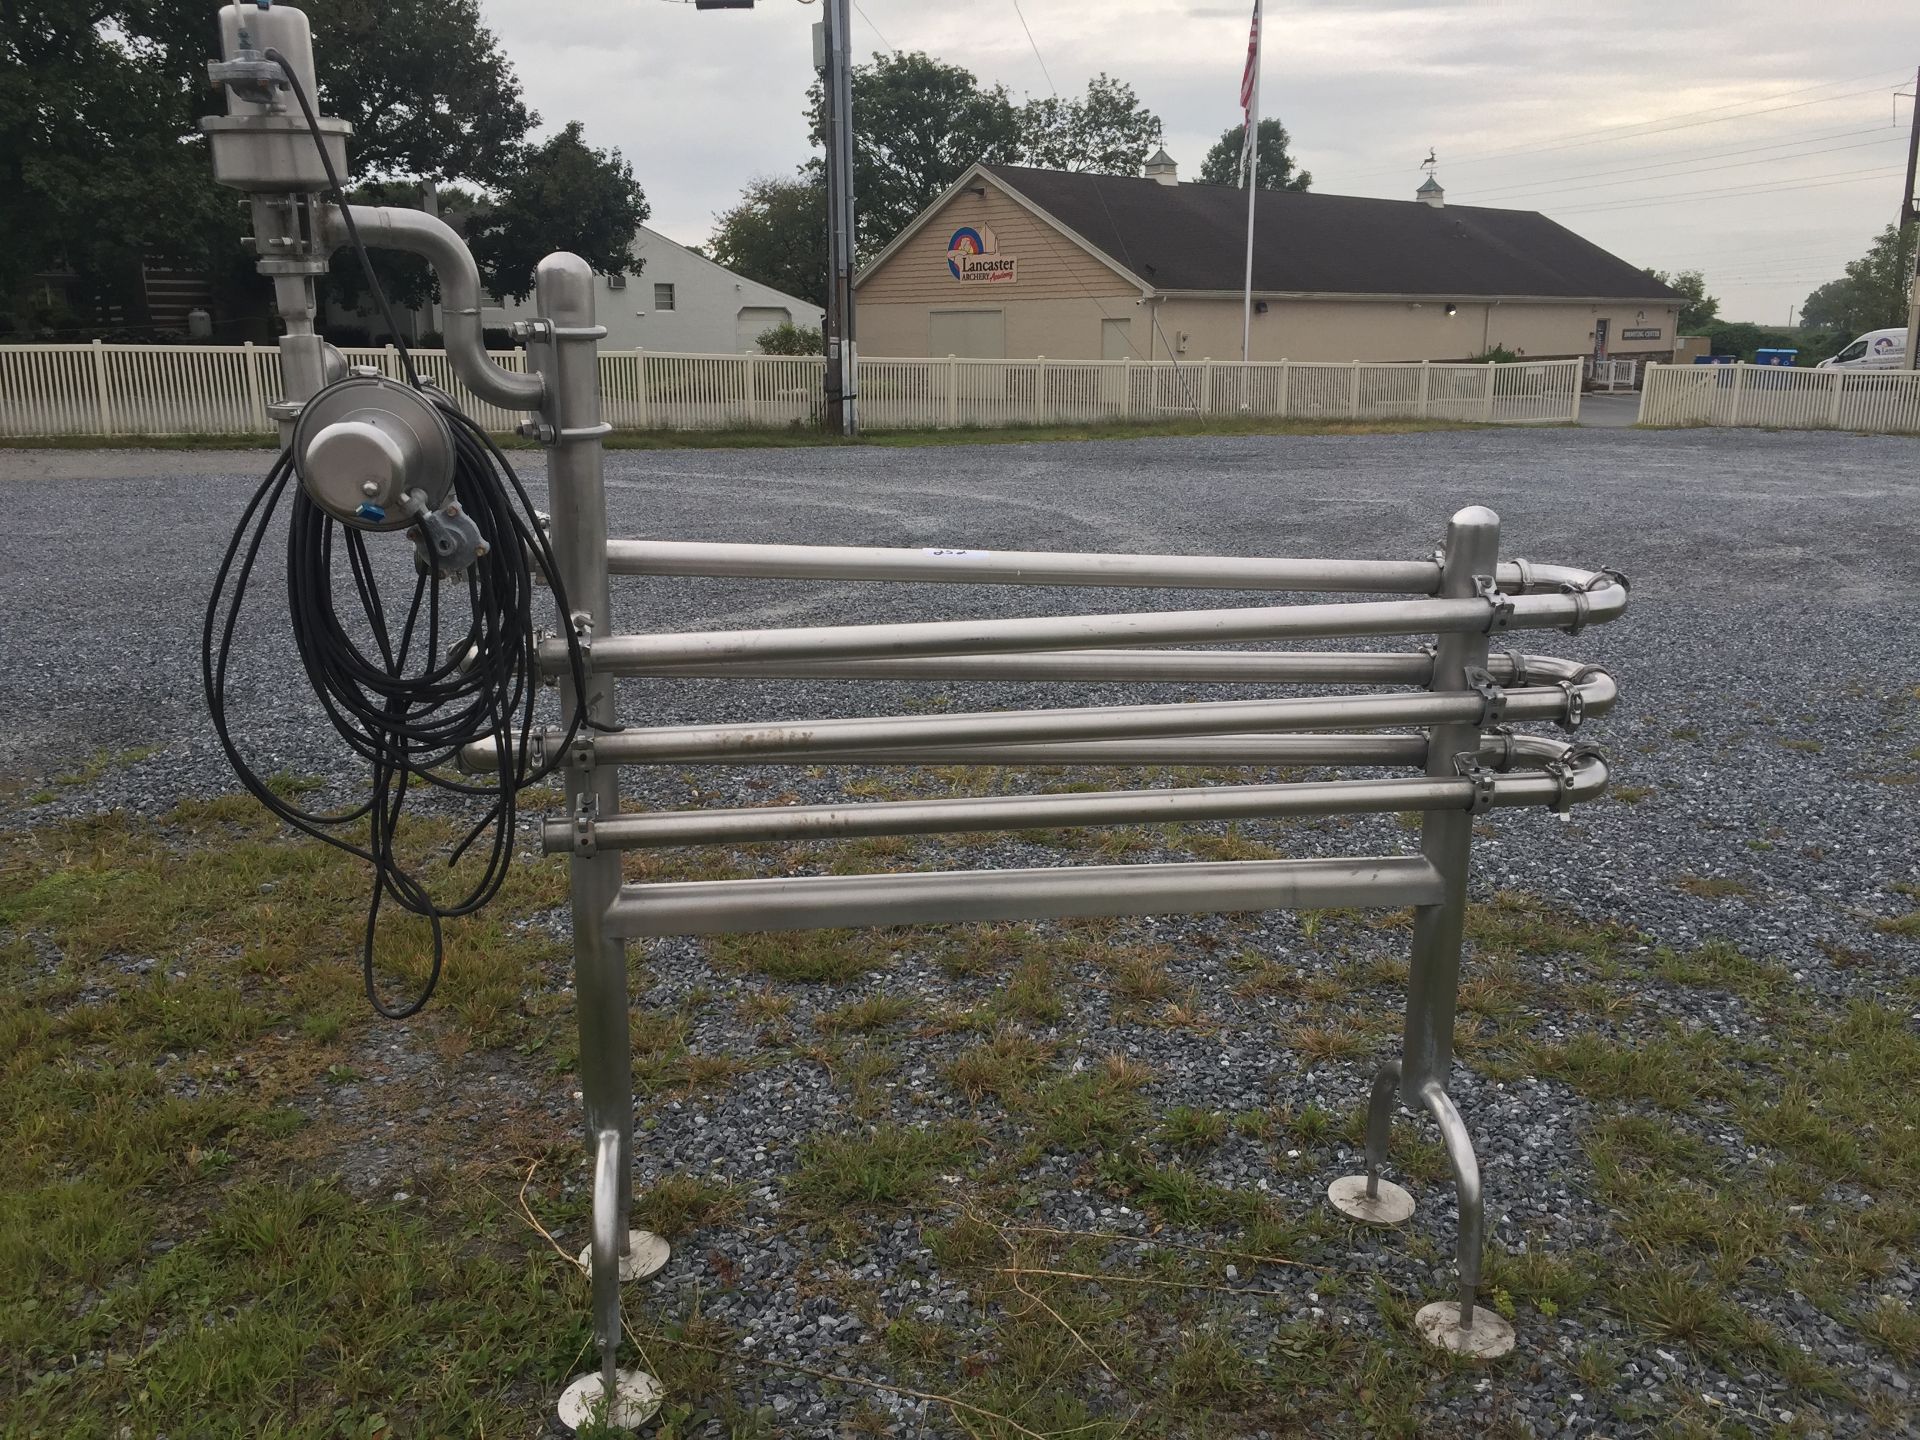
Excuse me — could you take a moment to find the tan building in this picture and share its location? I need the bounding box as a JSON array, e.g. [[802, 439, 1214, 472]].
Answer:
[[856, 155, 1680, 365]]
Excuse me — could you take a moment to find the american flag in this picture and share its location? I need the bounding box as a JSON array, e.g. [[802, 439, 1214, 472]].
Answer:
[[1238, 0, 1262, 183]]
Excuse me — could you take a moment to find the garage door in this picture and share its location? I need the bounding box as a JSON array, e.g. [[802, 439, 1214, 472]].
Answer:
[[736, 306, 792, 352], [929, 309, 1005, 358]]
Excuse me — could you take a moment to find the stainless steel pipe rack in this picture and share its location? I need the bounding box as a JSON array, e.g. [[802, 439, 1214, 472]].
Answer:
[[203, 5, 1629, 1416], [502, 495, 1626, 1380]]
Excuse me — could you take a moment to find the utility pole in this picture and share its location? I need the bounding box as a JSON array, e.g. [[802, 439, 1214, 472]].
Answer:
[[1902, 65, 1919, 370], [817, 0, 859, 434]]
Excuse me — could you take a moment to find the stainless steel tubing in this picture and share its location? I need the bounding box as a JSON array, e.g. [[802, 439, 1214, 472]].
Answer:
[[772, 735, 1432, 767], [459, 730, 1429, 774], [605, 538, 1444, 592], [601, 855, 1446, 938], [591, 648, 1436, 685], [1420, 1081, 1485, 1327], [551, 680, 1608, 765], [532, 256, 636, 1271], [546, 587, 1624, 674], [1404, 507, 1498, 1103], [550, 750, 1609, 852], [591, 1127, 624, 1400], [601, 537, 1614, 598], [336, 205, 546, 411], [1363, 1059, 1402, 1195]]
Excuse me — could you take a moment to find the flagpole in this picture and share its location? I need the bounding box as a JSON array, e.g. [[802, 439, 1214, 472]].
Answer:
[[1241, 0, 1261, 365]]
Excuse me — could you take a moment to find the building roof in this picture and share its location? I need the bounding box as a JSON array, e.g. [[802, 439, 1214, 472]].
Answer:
[[965, 164, 1676, 301]]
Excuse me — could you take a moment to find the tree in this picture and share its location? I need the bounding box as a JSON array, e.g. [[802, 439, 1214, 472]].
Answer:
[[466, 124, 648, 303], [1797, 223, 1916, 336], [709, 177, 829, 308], [1019, 74, 1163, 176], [0, 0, 234, 333], [3, 0, 641, 335], [1642, 268, 1719, 331], [1197, 119, 1311, 190], [1798, 278, 1853, 332], [810, 51, 1024, 258]]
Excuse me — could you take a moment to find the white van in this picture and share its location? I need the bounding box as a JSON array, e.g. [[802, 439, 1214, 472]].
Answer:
[[1815, 327, 1908, 370]]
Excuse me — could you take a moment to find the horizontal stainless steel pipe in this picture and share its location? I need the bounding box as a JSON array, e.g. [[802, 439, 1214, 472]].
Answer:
[[607, 538, 1442, 592], [602, 648, 1434, 684], [462, 730, 1428, 773], [596, 648, 1592, 688], [548, 588, 1623, 674], [549, 750, 1608, 852], [546, 679, 1613, 765], [601, 854, 1446, 937], [781, 734, 1430, 767], [602, 538, 1608, 598]]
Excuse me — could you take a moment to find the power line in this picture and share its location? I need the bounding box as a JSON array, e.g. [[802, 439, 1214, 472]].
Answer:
[[850, 0, 897, 54], [1550, 165, 1903, 216], [1463, 126, 1899, 201], [1341, 72, 1907, 183]]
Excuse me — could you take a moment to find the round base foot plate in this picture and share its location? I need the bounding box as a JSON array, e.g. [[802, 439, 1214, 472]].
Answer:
[[1415, 1300, 1516, 1359], [1327, 1174, 1415, 1225], [558, 1367, 663, 1431], [578, 1229, 670, 1282]]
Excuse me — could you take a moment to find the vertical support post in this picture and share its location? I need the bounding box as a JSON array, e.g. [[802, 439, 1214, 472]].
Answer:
[[1202, 357, 1214, 414], [1034, 357, 1046, 425], [1349, 358, 1361, 417], [530, 254, 637, 1385], [1278, 358, 1290, 417], [947, 353, 959, 427], [1481, 363, 1496, 421], [1120, 355, 1132, 420], [1828, 367, 1843, 428], [1729, 362, 1747, 427], [1417, 359, 1430, 418], [636, 349, 651, 431], [1402, 504, 1499, 1103], [745, 352, 759, 427], [90, 339, 110, 435], [1568, 359, 1582, 423]]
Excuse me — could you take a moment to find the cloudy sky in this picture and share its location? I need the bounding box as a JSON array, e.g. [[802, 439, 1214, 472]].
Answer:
[[476, 0, 1917, 325]]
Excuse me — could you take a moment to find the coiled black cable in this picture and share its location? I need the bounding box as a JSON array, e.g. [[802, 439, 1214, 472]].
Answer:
[[202, 407, 596, 1017], [203, 51, 603, 1017]]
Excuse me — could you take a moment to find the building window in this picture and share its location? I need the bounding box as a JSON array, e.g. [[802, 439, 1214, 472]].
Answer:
[[654, 283, 676, 311], [607, 272, 627, 291]]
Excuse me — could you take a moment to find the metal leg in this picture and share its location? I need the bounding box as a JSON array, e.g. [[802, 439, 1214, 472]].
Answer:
[[556, 1130, 663, 1431], [1411, 1080, 1514, 1358], [1364, 1057, 1401, 1196], [535, 254, 668, 1429], [1327, 1058, 1416, 1224]]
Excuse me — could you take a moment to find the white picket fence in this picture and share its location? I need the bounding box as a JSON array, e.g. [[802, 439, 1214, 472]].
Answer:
[[1638, 361, 1920, 434], [0, 342, 1581, 438], [1583, 357, 1639, 392]]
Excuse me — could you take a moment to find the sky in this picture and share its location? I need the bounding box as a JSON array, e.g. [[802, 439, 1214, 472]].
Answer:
[[474, 0, 1918, 326]]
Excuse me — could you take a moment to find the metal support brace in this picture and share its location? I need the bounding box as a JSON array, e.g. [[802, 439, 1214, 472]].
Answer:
[[1453, 755, 1496, 814], [1473, 575, 1514, 632], [1461, 667, 1506, 727]]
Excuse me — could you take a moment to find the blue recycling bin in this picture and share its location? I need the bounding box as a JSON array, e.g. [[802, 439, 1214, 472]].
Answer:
[[1753, 348, 1798, 366]]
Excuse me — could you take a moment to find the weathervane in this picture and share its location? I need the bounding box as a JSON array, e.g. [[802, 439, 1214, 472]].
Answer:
[[1421, 148, 1438, 176]]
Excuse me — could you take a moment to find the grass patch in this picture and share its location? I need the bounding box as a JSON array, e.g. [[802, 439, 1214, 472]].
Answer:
[[705, 928, 890, 984], [944, 1027, 1056, 1104], [1674, 874, 1756, 900], [788, 1122, 982, 1211], [815, 992, 915, 1035]]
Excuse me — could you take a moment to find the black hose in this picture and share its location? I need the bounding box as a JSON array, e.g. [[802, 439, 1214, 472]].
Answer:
[[203, 55, 606, 1017]]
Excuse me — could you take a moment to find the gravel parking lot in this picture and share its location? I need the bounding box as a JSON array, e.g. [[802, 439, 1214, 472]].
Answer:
[[5, 424, 1919, 1436]]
